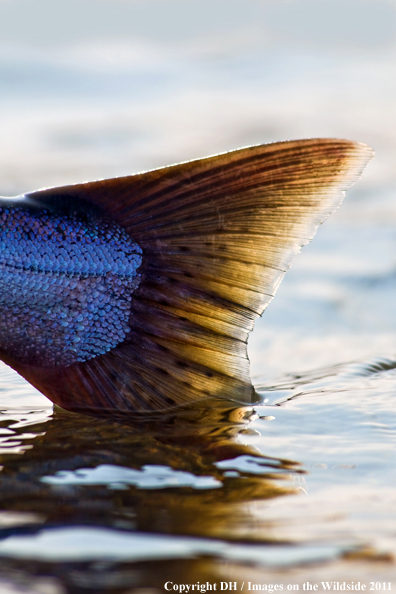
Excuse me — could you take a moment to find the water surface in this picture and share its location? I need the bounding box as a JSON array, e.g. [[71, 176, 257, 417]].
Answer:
[[0, 355, 394, 592]]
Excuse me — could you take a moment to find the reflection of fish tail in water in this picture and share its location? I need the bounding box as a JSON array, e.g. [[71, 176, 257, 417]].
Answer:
[[0, 139, 373, 415]]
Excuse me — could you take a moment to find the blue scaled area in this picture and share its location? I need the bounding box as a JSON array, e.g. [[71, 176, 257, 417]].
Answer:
[[0, 195, 142, 367]]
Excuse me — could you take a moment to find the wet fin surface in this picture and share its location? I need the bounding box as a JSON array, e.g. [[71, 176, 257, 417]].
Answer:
[[6, 138, 373, 413]]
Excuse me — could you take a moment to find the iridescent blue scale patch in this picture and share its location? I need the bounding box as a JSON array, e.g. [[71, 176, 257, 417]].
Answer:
[[0, 196, 142, 367]]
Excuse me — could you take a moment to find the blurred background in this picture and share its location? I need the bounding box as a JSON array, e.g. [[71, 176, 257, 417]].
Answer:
[[1, 0, 396, 381]]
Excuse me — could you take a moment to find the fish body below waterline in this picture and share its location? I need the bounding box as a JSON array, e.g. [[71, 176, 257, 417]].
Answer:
[[0, 138, 373, 414]]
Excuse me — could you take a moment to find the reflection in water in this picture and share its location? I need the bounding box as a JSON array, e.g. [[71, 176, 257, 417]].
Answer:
[[0, 404, 299, 537], [0, 401, 302, 590], [0, 356, 395, 590]]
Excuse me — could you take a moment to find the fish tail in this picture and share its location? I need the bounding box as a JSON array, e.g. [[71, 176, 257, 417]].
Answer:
[[11, 138, 373, 414]]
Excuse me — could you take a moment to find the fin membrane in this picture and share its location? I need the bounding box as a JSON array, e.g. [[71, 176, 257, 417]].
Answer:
[[13, 138, 373, 413]]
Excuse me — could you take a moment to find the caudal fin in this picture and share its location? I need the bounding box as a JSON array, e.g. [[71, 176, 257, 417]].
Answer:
[[11, 138, 373, 414]]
